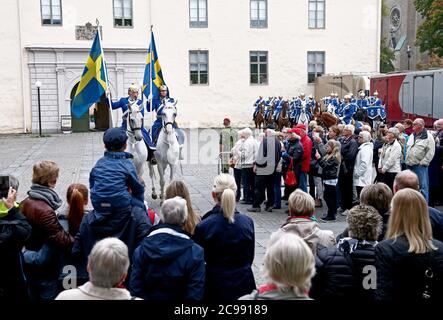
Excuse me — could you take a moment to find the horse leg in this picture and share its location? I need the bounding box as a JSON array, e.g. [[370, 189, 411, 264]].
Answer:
[[147, 162, 158, 200], [157, 161, 165, 200]]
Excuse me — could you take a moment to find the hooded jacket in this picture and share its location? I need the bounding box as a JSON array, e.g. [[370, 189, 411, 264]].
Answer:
[[72, 206, 150, 289], [281, 217, 335, 255], [130, 224, 205, 301]]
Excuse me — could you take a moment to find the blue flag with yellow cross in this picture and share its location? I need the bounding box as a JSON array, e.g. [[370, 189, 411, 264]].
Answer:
[[71, 32, 108, 118], [142, 31, 168, 111]]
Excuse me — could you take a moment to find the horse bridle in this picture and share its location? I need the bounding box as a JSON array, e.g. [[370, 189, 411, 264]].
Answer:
[[126, 107, 142, 134]]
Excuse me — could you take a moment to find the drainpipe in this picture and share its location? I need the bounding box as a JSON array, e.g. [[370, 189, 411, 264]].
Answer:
[[17, 0, 27, 133]]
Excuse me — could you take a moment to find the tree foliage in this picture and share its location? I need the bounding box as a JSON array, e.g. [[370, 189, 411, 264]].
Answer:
[[414, 0, 443, 57], [380, 38, 395, 73]]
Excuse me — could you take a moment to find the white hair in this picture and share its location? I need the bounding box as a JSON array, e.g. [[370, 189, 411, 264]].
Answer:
[[395, 123, 405, 132], [213, 174, 237, 223], [243, 128, 253, 138], [344, 124, 355, 135], [160, 196, 188, 226], [359, 130, 372, 143], [88, 238, 130, 288], [388, 127, 400, 138], [263, 230, 315, 294], [361, 125, 372, 133]]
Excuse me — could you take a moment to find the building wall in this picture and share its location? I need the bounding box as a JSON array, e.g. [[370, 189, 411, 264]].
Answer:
[[2, 0, 381, 133]]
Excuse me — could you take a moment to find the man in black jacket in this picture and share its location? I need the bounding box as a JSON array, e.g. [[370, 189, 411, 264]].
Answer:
[[248, 128, 281, 213], [338, 125, 359, 211]]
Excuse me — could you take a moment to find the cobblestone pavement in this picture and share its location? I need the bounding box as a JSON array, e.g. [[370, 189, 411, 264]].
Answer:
[[1, 131, 351, 285]]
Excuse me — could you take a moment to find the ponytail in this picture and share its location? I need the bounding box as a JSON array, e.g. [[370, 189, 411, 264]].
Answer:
[[67, 184, 88, 236], [221, 188, 236, 224]]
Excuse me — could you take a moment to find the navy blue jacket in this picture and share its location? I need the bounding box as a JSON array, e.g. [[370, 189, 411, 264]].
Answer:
[[90, 151, 145, 211], [193, 205, 256, 301], [72, 206, 150, 289], [130, 224, 205, 301], [429, 207, 443, 242]]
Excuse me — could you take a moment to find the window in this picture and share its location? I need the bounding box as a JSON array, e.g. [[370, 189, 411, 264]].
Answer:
[[189, 0, 208, 28], [307, 51, 325, 83], [250, 0, 267, 28], [41, 0, 62, 25], [250, 51, 268, 85], [308, 0, 325, 29], [114, 0, 133, 27], [189, 51, 209, 85]]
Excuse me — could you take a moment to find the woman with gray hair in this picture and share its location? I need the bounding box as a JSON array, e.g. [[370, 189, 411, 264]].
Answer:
[[56, 237, 138, 300], [378, 127, 402, 191], [311, 205, 382, 302], [130, 196, 205, 300], [353, 130, 374, 198]]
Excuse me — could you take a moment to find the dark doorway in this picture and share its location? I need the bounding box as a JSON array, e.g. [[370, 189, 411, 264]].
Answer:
[[94, 93, 110, 131], [70, 82, 89, 133]]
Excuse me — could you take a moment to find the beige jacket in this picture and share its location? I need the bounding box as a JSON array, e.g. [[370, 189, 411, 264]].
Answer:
[[406, 130, 435, 166], [378, 139, 402, 173], [281, 217, 335, 255], [55, 282, 142, 300]]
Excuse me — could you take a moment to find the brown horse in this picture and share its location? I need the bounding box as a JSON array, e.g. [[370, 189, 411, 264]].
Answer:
[[254, 104, 265, 129], [315, 111, 339, 129], [277, 102, 290, 131]]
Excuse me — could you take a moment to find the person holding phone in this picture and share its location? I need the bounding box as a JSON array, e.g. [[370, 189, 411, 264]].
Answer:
[[0, 176, 32, 302]]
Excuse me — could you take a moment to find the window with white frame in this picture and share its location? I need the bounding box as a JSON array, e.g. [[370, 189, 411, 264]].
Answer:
[[308, 0, 325, 29], [114, 0, 133, 27], [189, 0, 208, 28], [307, 51, 325, 83], [41, 0, 62, 25], [250, 0, 267, 28], [250, 51, 268, 85], [190, 51, 209, 85]]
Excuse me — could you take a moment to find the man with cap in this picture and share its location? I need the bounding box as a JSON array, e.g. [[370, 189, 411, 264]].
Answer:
[[219, 117, 237, 174], [369, 91, 382, 106], [306, 94, 316, 114], [89, 128, 145, 214], [340, 95, 358, 125], [111, 84, 156, 162], [273, 96, 284, 121], [253, 96, 264, 119], [356, 91, 369, 109]]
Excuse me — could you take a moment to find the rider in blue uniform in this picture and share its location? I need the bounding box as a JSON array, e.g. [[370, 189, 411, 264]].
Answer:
[[369, 91, 383, 106], [306, 94, 316, 114], [273, 96, 283, 120], [253, 95, 264, 119], [111, 84, 155, 152], [340, 95, 358, 125], [356, 91, 369, 109]]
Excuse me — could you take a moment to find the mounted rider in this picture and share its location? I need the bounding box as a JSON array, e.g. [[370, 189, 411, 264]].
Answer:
[[149, 84, 185, 160], [369, 90, 383, 106], [253, 95, 264, 119], [264, 96, 274, 119], [356, 90, 369, 108], [340, 95, 358, 125], [111, 84, 156, 156], [273, 96, 284, 120]]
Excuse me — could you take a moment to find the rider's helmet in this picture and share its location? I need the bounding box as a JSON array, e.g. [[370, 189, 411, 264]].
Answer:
[[160, 85, 168, 91], [128, 83, 139, 93], [373, 90, 379, 96], [308, 94, 313, 99], [359, 91, 366, 97]]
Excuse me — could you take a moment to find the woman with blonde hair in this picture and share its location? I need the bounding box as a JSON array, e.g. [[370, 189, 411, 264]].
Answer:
[[165, 180, 201, 235], [316, 139, 341, 222], [375, 188, 443, 302], [194, 174, 256, 301], [240, 231, 315, 300]]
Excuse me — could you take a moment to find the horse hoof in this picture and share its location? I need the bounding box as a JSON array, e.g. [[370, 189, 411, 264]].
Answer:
[[152, 193, 158, 200]]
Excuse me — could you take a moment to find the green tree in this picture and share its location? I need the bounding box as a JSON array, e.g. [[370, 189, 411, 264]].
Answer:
[[380, 38, 395, 73], [414, 0, 443, 57]]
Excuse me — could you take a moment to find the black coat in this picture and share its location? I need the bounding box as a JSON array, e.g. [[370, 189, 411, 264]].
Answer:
[[375, 235, 443, 302], [282, 139, 304, 178], [0, 207, 32, 301], [339, 136, 359, 173], [193, 205, 256, 301], [318, 155, 340, 180], [311, 239, 377, 301]]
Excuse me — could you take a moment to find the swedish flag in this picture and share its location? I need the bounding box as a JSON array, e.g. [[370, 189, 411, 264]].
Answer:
[[142, 31, 167, 110], [71, 32, 108, 118]]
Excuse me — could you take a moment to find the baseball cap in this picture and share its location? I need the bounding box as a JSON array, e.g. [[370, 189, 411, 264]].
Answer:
[[103, 128, 128, 151]]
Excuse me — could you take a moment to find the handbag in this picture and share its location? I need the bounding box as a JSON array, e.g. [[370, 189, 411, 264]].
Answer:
[[285, 158, 297, 187]]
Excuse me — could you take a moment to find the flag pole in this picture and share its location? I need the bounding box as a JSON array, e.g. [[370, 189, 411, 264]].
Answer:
[[96, 19, 114, 128], [149, 24, 154, 135]]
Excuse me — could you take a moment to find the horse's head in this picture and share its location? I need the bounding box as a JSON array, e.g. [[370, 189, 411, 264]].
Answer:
[[127, 102, 143, 141], [162, 100, 177, 134]]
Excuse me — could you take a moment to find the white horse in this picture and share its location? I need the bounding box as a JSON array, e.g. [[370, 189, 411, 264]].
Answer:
[[154, 100, 180, 199], [125, 102, 158, 200], [296, 101, 310, 126]]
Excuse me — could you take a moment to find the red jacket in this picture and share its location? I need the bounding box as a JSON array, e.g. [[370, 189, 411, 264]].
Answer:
[[300, 134, 313, 173]]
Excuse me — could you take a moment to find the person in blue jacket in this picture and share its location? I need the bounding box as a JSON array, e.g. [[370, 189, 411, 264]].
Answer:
[[130, 197, 205, 301], [89, 128, 145, 213], [193, 174, 256, 301]]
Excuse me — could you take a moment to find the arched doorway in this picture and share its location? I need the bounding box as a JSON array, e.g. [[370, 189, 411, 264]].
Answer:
[[70, 83, 110, 132]]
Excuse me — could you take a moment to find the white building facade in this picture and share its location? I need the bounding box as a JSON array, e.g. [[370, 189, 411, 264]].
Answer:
[[2, 0, 381, 133]]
